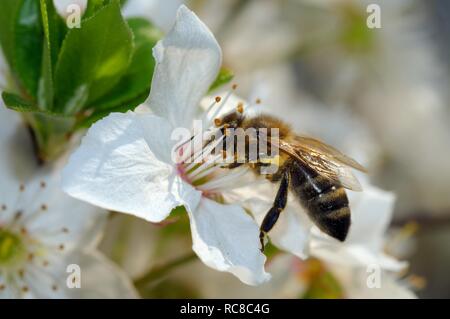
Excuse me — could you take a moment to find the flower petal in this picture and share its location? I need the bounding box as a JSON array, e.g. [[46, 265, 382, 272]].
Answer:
[[66, 251, 139, 298], [62, 112, 202, 222], [20, 250, 138, 298], [0, 166, 106, 250], [235, 184, 312, 259], [346, 185, 396, 249], [310, 185, 406, 271], [187, 198, 270, 285], [148, 5, 222, 128], [331, 266, 417, 299]]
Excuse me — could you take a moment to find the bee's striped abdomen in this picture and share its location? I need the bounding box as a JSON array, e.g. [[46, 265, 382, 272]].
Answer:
[[289, 160, 350, 241]]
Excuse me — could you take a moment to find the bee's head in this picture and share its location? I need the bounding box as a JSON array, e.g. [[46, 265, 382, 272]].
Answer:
[[214, 103, 245, 129]]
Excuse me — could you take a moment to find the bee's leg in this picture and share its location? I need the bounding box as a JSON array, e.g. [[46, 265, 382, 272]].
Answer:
[[259, 170, 290, 252]]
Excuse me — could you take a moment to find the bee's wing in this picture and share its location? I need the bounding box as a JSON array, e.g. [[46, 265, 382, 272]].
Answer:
[[272, 138, 364, 191], [294, 135, 367, 172]]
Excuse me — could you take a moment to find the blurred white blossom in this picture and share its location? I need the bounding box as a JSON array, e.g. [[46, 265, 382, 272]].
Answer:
[[0, 107, 137, 298]]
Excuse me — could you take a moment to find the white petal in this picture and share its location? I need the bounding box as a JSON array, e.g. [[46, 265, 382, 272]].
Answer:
[[236, 184, 312, 259], [122, 0, 182, 32], [311, 243, 406, 272], [331, 266, 417, 299], [0, 273, 19, 298], [310, 184, 406, 271], [187, 198, 270, 285], [21, 250, 138, 298], [346, 185, 396, 250], [23, 257, 69, 298], [66, 251, 139, 298], [62, 112, 202, 222], [148, 5, 222, 128], [1, 166, 107, 250]]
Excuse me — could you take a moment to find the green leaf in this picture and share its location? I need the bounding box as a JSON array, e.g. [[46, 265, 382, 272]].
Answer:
[[87, 18, 161, 111], [75, 90, 148, 129], [84, 0, 105, 19], [14, 0, 44, 99], [209, 67, 234, 92], [2, 91, 37, 112], [2, 91, 68, 117], [38, 0, 54, 110], [24, 112, 75, 162], [0, 0, 22, 69], [37, 0, 67, 110], [54, 0, 134, 114], [2, 91, 74, 162]]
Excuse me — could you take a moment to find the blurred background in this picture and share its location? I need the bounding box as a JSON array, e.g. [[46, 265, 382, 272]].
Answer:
[[106, 0, 449, 298]]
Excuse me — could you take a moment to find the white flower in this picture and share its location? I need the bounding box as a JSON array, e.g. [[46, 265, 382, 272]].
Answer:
[[236, 176, 407, 271], [62, 5, 269, 286], [310, 182, 407, 271], [0, 106, 137, 298], [330, 264, 416, 299]]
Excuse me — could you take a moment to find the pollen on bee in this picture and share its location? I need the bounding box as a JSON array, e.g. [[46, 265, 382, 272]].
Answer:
[[214, 118, 222, 127], [215, 96, 221, 103], [236, 102, 244, 114]]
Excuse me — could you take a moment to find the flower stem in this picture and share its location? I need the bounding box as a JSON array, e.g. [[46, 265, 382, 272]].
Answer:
[[134, 252, 197, 292]]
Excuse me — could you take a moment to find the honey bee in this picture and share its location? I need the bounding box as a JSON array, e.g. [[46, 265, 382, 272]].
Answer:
[[213, 108, 366, 251]]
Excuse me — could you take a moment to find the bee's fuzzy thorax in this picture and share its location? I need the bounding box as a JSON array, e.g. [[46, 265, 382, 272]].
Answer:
[[241, 114, 293, 139]]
